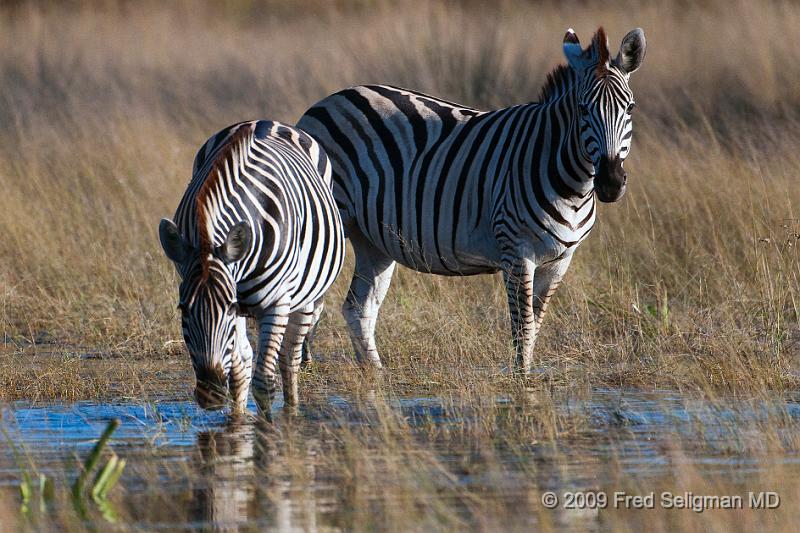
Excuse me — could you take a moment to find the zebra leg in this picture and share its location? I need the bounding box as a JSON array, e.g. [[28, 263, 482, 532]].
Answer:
[[279, 303, 316, 407], [229, 316, 254, 413], [252, 301, 290, 415], [531, 254, 574, 343], [502, 256, 536, 374], [342, 230, 396, 368], [300, 298, 324, 369]]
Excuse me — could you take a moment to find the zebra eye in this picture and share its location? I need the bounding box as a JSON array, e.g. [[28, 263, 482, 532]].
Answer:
[[626, 102, 636, 114], [227, 302, 240, 316]]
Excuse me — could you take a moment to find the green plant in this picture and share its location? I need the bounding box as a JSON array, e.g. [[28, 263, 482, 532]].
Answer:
[[71, 419, 126, 523]]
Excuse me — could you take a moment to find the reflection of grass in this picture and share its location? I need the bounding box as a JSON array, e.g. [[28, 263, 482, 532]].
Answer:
[[5, 390, 800, 530]]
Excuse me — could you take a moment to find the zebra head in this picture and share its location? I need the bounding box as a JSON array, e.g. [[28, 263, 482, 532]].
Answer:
[[563, 27, 646, 203], [159, 218, 251, 410]]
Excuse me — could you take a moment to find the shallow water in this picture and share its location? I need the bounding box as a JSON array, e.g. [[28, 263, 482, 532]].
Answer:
[[2, 389, 799, 530]]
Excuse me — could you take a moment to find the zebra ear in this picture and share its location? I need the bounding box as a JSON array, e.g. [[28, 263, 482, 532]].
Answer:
[[563, 28, 584, 69], [218, 221, 251, 263], [615, 28, 646, 74], [159, 218, 190, 265]]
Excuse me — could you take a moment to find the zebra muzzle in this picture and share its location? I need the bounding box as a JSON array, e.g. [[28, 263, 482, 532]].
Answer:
[[594, 156, 627, 203], [194, 366, 229, 410]]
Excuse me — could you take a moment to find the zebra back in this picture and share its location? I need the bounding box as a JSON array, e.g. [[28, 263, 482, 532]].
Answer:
[[173, 120, 344, 313]]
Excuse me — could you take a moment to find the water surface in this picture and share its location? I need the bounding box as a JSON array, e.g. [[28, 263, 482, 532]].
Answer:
[[2, 389, 799, 530]]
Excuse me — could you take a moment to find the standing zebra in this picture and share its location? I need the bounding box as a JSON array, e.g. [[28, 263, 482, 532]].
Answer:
[[297, 27, 646, 372], [159, 120, 345, 412]]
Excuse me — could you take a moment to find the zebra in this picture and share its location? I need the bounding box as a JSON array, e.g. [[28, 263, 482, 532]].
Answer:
[[158, 120, 345, 413], [297, 27, 646, 373]]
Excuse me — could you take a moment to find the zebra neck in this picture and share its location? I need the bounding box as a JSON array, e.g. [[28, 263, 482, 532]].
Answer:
[[557, 99, 596, 199], [513, 100, 595, 204], [496, 99, 596, 241]]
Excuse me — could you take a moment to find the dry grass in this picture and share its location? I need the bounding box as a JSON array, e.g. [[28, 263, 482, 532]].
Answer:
[[2, 0, 799, 399], [1, 0, 800, 529]]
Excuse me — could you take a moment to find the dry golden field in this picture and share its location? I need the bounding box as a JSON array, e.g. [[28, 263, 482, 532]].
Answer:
[[2, 0, 800, 397], [1, 0, 800, 531]]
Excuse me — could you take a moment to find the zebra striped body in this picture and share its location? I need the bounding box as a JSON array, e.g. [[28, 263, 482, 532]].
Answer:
[[297, 27, 645, 371], [160, 120, 345, 412], [301, 85, 597, 275]]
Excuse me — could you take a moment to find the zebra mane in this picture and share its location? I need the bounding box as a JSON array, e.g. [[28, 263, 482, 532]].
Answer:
[[195, 122, 254, 283], [594, 27, 611, 77], [539, 27, 611, 103], [538, 65, 576, 103]]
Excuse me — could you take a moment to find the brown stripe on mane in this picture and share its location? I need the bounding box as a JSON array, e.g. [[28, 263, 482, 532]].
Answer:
[[593, 27, 610, 78], [194, 122, 254, 282]]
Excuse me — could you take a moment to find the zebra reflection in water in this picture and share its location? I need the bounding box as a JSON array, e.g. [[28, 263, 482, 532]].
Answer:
[[193, 418, 319, 532]]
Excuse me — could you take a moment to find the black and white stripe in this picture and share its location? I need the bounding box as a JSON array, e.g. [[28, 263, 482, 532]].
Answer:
[[159, 120, 345, 412], [297, 27, 645, 372]]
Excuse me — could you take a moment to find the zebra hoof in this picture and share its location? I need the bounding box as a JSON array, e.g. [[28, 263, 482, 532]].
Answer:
[[282, 389, 300, 408], [253, 395, 274, 420], [354, 356, 383, 370], [282, 402, 299, 417], [230, 400, 249, 416]]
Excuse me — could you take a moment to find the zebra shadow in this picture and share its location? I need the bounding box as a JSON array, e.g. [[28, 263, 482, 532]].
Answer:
[[191, 415, 320, 532]]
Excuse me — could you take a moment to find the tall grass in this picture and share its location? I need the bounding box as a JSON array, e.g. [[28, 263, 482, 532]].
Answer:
[[0, 0, 799, 400]]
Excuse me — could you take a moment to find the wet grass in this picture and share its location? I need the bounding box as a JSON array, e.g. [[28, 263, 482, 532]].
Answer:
[[4, 389, 800, 531], [1, 0, 800, 530]]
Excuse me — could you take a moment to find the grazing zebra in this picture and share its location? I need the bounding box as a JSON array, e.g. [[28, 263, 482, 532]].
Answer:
[[159, 120, 345, 412], [297, 27, 646, 372]]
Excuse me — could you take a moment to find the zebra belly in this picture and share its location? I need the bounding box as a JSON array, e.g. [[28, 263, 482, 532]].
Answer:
[[352, 217, 502, 276], [395, 255, 499, 276]]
